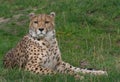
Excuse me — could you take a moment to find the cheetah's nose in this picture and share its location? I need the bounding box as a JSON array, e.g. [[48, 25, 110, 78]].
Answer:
[[39, 28, 44, 32]]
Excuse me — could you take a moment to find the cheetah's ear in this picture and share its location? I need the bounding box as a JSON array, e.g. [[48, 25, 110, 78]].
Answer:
[[29, 13, 35, 20], [50, 12, 55, 18]]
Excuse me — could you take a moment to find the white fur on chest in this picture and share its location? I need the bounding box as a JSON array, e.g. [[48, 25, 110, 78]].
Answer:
[[41, 55, 58, 70], [39, 42, 59, 70], [36, 39, 60, 70]]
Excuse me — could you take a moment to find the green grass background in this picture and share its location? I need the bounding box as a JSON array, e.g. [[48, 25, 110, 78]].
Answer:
[[0, 0, 120, 82]]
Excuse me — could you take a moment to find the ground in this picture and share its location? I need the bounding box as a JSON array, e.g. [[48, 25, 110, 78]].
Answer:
[[0, 0, 120, 82]]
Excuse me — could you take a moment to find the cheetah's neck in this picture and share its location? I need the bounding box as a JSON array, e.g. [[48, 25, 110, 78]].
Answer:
[[45, 30, 56, 43]]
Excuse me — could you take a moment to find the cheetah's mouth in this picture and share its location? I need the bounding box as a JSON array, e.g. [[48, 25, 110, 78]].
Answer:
[[35, 29, 47, 39], [29, 29, 54, 40], [36, 33, 45, 39]]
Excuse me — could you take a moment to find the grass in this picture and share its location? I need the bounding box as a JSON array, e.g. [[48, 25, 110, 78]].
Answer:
[[0, 0, 120, 82]]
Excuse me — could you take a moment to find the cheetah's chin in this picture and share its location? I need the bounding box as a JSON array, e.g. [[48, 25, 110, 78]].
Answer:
[[37, 35, 45, 39]]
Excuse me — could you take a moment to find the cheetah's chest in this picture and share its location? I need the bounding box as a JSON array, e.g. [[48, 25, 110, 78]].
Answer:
[[35, 41, 60, 70], [40, 46, 60, 70], [27, 38, 60, 70]]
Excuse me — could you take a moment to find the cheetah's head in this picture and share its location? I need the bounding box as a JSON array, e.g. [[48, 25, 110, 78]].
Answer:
[[29, 12, 55, 40]]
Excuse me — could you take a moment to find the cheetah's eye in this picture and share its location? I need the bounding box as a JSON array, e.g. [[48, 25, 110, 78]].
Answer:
[[45, 21, 49, 24], [34, 21, 38, 24]]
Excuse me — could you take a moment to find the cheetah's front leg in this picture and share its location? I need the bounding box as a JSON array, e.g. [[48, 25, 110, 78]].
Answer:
[[25, 63, 56, 75]]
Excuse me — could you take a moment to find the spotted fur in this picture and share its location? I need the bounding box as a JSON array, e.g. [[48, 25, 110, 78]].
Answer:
[[3, 12, 107, 79]]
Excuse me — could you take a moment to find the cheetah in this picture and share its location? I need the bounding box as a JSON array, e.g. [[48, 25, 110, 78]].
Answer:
[[3, 12, 107, 79]]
